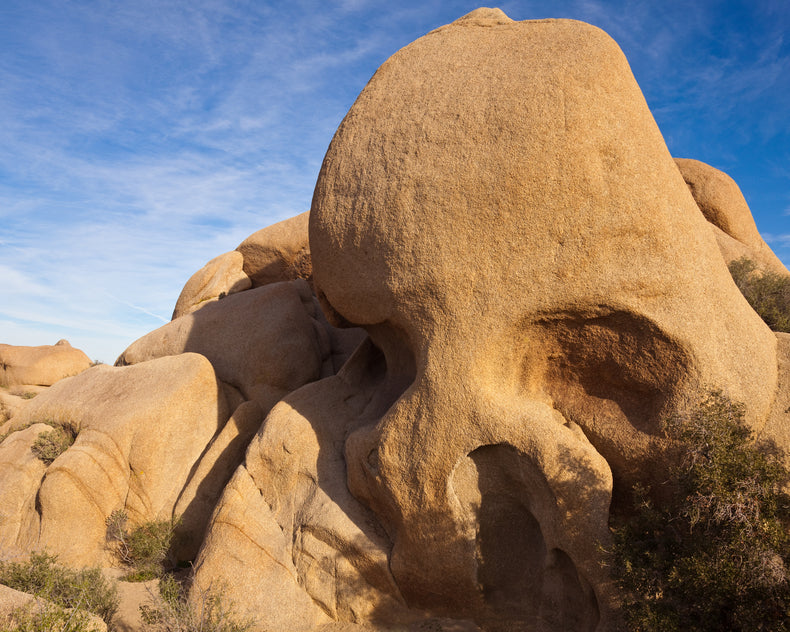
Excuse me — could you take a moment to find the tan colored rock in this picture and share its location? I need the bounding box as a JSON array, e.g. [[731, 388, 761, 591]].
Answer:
[[0, 341, 92, 388], [308, 8, 778, 629], [0, 424, 50, 553], [763, 332, 790, 469], [5, 354, 229, 566], [0, 583, 108, 631], [118, 280, 334, 410], [102, 568, 155, 632], [675, 157, 789, 275], [173, 400, 265, 559], [194, 341, 416, 630], [236, 211, 311, 287], [172, 251, 252, 319], [0, 387, 48, 426]]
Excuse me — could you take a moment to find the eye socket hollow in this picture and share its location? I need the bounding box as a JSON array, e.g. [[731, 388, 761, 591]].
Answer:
[[519, 309, 693, 494]]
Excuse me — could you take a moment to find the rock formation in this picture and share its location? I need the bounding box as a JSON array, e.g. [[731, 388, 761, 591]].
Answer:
[[236, 211, 312, 288], [0, 354, 230, 565], [1, 7, 789, 632], [675, 157, 789, 275], [172, 250, 251, 319], [172, 211, 312, 321], [0, 340, 92, 388]]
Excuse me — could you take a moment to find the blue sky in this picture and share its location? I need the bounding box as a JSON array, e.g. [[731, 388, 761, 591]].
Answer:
[[1, 0, 788, 363]]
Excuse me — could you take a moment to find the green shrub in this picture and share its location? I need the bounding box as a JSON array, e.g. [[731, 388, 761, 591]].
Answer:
[[0, 551, 118, 626], [611, 391, 790, 631], [0, 598, 105, 632], [105, 510, 180, 581], [729, 257, 790, 332], [20, 391, 37, 400], [139, 574, 253, 632], [31, 425, 77, 464]]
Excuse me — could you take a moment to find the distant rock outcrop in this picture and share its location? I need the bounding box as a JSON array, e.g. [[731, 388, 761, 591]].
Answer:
[[675, 157, 789, 276], [1, 8, 789, 632], [0, 340, 91, 388]]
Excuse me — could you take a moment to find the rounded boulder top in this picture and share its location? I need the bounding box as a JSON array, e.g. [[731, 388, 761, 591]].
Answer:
[[310, 8, 777, 426]]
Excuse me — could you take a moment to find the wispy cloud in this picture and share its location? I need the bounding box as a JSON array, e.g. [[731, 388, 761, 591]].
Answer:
[[1, 1, 788, 361]]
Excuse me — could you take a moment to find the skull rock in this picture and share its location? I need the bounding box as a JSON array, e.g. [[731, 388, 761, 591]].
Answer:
[[310, 7, 777, 629]]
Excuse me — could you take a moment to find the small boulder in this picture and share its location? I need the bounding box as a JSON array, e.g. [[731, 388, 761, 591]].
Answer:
[[172, 251, 252, 319], [236, 211, 311, 287]]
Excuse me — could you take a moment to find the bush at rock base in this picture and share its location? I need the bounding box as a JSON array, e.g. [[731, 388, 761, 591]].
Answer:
[[31, 425, 77, 465], [105, 510, 180, 582], [139, 574, 253, 632], [610, 391, 790, 631], [0, 552, 118, 627], [0, 598, 105, 632]]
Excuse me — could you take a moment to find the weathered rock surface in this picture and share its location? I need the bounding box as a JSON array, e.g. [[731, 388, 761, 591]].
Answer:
[[0, 424, 50, 553], [1, 354, 229, 566], [236, 211, 311, 287], [118, 280, 349, 411], [0, 340, 92, 388], [675, 157, 789, 275], [308, 7, 779, 629], [173, 400, 264, 560], [763, 332, 790, 468], [172, 250, 252, 319], [194, 341, 414, 629]]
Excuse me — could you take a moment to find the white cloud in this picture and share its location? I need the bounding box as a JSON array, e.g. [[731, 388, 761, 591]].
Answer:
[[2, 0, 789, 361]]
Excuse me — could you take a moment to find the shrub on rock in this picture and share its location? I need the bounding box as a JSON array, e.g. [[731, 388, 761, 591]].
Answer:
[[729, 257, 790, 333], [611, 391, 790, 631]]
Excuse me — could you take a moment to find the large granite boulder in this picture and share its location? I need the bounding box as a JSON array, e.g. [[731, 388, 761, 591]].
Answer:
[[303, 7, 778, 630]]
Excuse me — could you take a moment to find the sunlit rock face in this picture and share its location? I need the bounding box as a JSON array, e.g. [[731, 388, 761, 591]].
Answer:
[[306, 5, 779, 630], [2, 7, 789, 632]]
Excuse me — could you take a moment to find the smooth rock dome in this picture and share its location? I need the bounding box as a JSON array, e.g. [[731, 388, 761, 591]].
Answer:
[[309, 7, 779, 628]]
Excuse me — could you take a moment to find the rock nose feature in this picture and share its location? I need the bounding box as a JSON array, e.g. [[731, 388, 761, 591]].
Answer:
[[310, 7, 778, 629]]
